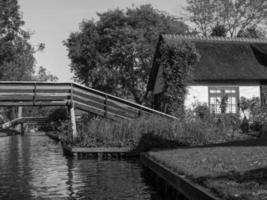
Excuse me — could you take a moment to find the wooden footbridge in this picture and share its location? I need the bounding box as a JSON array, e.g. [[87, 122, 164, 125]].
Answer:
[[0, 81, 176, 138]]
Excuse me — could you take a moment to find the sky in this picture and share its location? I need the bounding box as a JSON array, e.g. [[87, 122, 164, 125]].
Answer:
[[19, 0, 186, 81]]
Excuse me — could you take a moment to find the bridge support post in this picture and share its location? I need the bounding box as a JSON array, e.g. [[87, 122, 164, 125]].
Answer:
[[20, 122, 24, 135], [68, 104, 77, 140], [18, 106, 22, 118]]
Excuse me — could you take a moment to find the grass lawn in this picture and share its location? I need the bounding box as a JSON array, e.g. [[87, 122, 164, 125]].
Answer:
[[148, 139, 267, 200]]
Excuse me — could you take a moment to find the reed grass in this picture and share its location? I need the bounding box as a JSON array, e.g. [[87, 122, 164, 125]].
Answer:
[[59, 113, 248, 151]]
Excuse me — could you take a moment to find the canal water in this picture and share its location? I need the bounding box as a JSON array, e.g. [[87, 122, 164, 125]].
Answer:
[[0, 134, 162, 200]]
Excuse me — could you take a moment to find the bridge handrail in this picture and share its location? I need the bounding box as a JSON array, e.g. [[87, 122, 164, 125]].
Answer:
[[72, 82, 177, 119], [1, 117, 48, 129], [0, 81, 177, 120]]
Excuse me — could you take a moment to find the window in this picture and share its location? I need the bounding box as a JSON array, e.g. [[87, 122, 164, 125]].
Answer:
[[210, 96, 221, 114], [209, 86, 239, 114]]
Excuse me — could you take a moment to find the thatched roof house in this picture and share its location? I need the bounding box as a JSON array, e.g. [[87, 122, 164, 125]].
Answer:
[[147, 35, 267, 114]]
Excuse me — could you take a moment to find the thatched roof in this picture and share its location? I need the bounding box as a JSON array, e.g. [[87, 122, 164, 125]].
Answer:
[[147, 34, 267, 92]]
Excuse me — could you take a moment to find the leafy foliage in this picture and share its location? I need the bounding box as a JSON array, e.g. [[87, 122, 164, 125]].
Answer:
[[239, 97, 261, 118], [64, 4, 188, 104], [239, 97, 266, 132], [48, 107, 68, 123], [33, 66, 58, 82], [211, 24, 227, 37], [193, 102, 210, 119], [0, 1, 52, 82], [237, 26, 266, 39], [159, 41, 199, 116], [0, 0, 36, 81], [184, 0, 267, 37]]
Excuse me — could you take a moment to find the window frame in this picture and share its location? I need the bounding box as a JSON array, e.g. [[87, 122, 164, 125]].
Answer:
[[208, 86, 239, 114]]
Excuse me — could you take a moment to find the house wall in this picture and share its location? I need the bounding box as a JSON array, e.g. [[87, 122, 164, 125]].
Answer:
[[185, 86, 209, 109], [185, 85, 260, 109], [239, 86, 260, 99]]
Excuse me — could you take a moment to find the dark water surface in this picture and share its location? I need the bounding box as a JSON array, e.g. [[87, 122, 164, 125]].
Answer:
[[0, 134, 162, 200]]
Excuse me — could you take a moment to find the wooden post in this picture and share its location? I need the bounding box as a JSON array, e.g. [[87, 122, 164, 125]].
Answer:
[[69, 104, 77, 140], [18, 106, 22, 118], [20, 122, 24, 135], [69, 83, 77, 140]]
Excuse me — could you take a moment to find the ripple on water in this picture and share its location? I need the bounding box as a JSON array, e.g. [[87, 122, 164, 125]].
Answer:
[[0, 135, 161, 200]]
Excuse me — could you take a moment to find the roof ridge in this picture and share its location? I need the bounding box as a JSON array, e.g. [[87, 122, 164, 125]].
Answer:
[[162, 34, 267, 44]]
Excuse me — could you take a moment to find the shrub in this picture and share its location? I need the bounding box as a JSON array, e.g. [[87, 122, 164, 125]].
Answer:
[[240, 116, 249, 133], [192, 102, 210, 120], [216, 114, 241, 134], [191, 101, 241, 136], [48, 107, 68, 123], [240, 97, 267, 132]]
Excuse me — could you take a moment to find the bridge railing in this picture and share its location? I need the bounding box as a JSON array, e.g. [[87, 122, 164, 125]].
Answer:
[[1, 117, 48, 129], [72, 83, 177, 120], [0, 81, 177, 121], [0, 82, 71, 106]]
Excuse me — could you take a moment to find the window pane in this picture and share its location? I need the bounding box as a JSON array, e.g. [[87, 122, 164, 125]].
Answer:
[[210, 90, 221, 94], [232, 106, 236, 113], [232, 98, 236, 104], [225, 89, 236, 93], [216, 105, 221, 114], [227, 97, 235, 104], [210, 105, 216, 113], [210, 97, 215, 104]]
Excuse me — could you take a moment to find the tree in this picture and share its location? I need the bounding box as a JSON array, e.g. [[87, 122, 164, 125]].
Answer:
[[0, 0, 57, 120], [237, 26, 266, 39], [211, 24, 227, 37], [34, 66, 58, 82], [184, 0, 267, 37], [0, 0, 36, 81], [64, 5, 188, 104]]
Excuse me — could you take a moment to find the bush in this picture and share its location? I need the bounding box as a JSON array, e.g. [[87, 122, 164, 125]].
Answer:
[[192, 102, 210, 120], [240, 116, 249, 133], [191, 101, 241, 137], [239, 97, 266, 132], [250, 120, 262, 132], [48, 107, 68, 123]]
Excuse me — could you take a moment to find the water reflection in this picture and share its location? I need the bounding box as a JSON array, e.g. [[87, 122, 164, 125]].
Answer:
[[0, 135, 161, 200]]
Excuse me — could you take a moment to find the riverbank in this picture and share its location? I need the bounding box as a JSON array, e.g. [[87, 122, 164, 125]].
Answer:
[[145, 139, 267, 200], [45, 116, 266, 199], [62, 143, 134, 159], [57, 115, 253, 155]]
